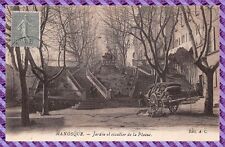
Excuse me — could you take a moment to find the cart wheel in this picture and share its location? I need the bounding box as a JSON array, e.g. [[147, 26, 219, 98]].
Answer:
[[148, 93, 163, 117], [168, 103, 179, 114]]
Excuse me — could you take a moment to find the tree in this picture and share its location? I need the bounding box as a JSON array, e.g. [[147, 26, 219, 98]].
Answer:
[[6, 6, 30, 126], [103, 7, 131, 67], [27, 7, 66, 115], [131, 7, 180, 82], [65, 7, 97, 67], [104, 7, 179, 82], [181, 6, 219, 115]]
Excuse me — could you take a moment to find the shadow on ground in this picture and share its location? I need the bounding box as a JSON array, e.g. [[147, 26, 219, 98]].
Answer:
[[175, 112, 218, 117], [7, 116, 64, 133]]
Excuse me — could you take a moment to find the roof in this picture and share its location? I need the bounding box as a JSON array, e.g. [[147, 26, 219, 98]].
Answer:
[[169, 46, 192, 55], [169, 47, 194, 63]]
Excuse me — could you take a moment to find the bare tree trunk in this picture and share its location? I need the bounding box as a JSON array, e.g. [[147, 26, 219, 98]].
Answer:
[[159, 72, 166, 82], [19, 72, 30, 126], [42, 82, 49, 115], [204, 71, 214, 115], [16, 47, 30, 126], [123, 57, 126, 67]]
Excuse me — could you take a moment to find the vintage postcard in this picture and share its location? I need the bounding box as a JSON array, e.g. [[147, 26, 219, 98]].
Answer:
[[6, 5, 219, 141]]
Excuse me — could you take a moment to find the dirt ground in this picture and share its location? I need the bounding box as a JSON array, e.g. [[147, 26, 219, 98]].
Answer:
[[6, 98, 219, 141], [6, 99, 219, 141]]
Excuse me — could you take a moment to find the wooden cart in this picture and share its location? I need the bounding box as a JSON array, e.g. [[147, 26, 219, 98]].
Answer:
[[144, 82, 200, 117]]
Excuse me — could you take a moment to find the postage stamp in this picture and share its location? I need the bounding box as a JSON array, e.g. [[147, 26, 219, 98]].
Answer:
[[11, 11, 40, 47]]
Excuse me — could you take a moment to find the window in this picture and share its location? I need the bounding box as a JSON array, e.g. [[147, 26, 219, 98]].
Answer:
[[208, 27, 216, 53], [175, 39, 178, 47], [213, 27, 217, 51], [208, 35, 212, 53], [182, 35, 185, 43], [180, 15, 184, 27], [214, 70, 218, 88]]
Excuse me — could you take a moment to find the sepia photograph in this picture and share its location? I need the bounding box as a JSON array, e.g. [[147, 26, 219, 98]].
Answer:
[[6, 5, 219, 141]]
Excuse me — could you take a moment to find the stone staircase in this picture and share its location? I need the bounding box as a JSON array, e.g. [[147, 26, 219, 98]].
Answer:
[[68, 68, 109, 110], [69, 65, 154, 109], [70, 69, 93, 98]]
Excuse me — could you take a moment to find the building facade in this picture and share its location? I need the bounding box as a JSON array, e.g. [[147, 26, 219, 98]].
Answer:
[[169, 6, 219, 101], [131, 6, 219, 102]]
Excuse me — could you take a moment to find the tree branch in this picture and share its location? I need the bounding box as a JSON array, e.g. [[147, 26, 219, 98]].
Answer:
[[212, 60, 219, 71], [181, 6, 198, 59]]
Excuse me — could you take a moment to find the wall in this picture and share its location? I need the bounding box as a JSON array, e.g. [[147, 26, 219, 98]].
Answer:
[[170, 6, 219, 104]]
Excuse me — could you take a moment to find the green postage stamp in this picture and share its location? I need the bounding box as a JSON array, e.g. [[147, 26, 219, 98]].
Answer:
[[11, 11, 40, 47]]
